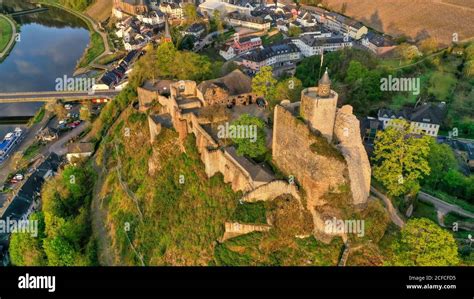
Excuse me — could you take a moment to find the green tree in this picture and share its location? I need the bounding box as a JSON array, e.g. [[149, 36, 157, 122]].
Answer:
[[43, 236, 77, 266], [183, 4, 199, 23], [419, 37, 438, 55], [391, 218, 459, 266], [80, 102, 92, 122], [465, 44, 474, 60], [9, 212, 47, 266], [288, 26, 303, 37], [273, 77, 303, 106], [345, 61, 369, 84], [212, 10, 224, 32], [230, 114, 267, 159], [372, 120, 431, 197], [423, 140, 458, 189], [252, 66, 277, 100], [396, 43, 421, 61], [464, 60, 474, 77]]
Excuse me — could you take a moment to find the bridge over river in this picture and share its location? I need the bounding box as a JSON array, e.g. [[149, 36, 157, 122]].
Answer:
[[0, 90, 121, 103]]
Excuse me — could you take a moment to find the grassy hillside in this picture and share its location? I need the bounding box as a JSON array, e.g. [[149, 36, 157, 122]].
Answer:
[[94, 107, 353, 265]]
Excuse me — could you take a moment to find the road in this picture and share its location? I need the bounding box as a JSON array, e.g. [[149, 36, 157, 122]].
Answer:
[[418, 191, 474, 219], [46, 122, 88, 156], [0, 90, 119, 103], [0, 111, 52, 184], [0, 14, 16, 60], [194, 29, 229, 52], [370, 186, 405, 228]]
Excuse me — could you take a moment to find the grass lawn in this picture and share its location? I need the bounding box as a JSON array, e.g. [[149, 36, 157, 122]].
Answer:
[[22, 142, 42, 161], [0, 15, 13, 53], [261, 32, 284, 46], [78, 31, 105, 68], [411, 200, 438, 224], [96, 51, 126, 66], [28, 107, 46, 126], [428, 71, 457, 101], [231, 202, 267, 224], [199, 47, 224, 62]]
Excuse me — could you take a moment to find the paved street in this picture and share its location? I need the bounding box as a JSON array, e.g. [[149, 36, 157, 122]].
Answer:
[[0, 111, 52, 184], [418, 191, 474, 219]]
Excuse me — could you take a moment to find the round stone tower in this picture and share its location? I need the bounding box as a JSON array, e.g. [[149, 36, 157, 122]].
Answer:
[[300, 68, 338, 142]]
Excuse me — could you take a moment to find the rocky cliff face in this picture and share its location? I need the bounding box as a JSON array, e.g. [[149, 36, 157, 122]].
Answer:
[[334, 105, 371, 207], [272, 105, 352, 242]]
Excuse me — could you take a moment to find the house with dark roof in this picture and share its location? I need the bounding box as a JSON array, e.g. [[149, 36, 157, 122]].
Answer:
[[182, 23, 206, 38], [377, 102, 447, 137], [0, 153, 62, 245], [240, 42, 302, 75], [361, 31, 396, 56], [226, 11, 271, 30], [197, 69, 255, 106]]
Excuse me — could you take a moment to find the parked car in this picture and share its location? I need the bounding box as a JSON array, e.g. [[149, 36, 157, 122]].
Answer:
[[67, 121, 81, 129], [10, 173, 24, 184], [64, 104, 73, 110]]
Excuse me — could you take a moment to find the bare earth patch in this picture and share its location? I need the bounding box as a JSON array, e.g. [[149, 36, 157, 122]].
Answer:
[[324, 0, 474, 45], [86, 0, 113, 23]]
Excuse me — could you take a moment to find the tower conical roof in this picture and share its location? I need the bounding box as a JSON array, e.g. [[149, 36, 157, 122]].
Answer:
[[319, 68, 331, 85]]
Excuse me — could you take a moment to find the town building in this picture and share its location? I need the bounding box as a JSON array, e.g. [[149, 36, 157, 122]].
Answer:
[[361, 31, 396, 56], [219, 33, 262, 60], [199, 0, 257, 17], [324, 12, 367, 40], [226, 12, 271, 31], [182, 23, 206, 38], [137, 10, 165, 25], [240, 42, 302, 75], [377, 102, 447, 137], [159, 2, 184, 19], [67, 143, 95, 163], [113, 0, 149, 16], [292, 34, 353, 57]]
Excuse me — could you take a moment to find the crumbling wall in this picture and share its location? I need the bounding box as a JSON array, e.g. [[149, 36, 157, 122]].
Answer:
[[221, 222, 271, 241], [241, 180, 301, 202], [333, 105, 371, 206], [148, 116, 162, 144], [137, 87, 158, 112], [272, 105, 350, 242]]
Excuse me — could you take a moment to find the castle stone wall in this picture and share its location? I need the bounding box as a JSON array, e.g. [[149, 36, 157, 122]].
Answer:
[[241, 180, 301, 202], [272, 105, 349, 241], [333, 105, 371, 206], [222, 222, 271, 241]]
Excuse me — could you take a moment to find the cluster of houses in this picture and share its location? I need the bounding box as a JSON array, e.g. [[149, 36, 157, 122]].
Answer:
[[114, 10, 166, 50], [98, 50, 141, 90]]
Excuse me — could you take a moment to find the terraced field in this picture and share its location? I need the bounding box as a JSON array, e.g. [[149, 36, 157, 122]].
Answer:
[[324, 0, 474, 45]]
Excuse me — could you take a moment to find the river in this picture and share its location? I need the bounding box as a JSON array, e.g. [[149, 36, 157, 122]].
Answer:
[[0, 0, 90, 136]]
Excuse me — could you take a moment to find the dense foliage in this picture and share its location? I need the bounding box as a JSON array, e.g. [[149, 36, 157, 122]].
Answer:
[[372, 120, 431, 197], [391, 218, 459, 266], [9, 166, 97, 266]]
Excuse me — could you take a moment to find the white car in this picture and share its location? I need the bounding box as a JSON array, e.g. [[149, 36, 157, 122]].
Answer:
[[14, 174, 24, 181], [59, 120, 67, 125], [64, 104, 73, 110]]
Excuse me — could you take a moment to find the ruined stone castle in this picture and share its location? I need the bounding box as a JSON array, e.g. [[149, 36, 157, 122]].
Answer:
[[138, 69, 371, 242]]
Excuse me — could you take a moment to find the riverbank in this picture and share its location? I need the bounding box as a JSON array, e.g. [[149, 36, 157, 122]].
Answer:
[[33, 1, 111, 71], [0, 14, 17, 62]]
